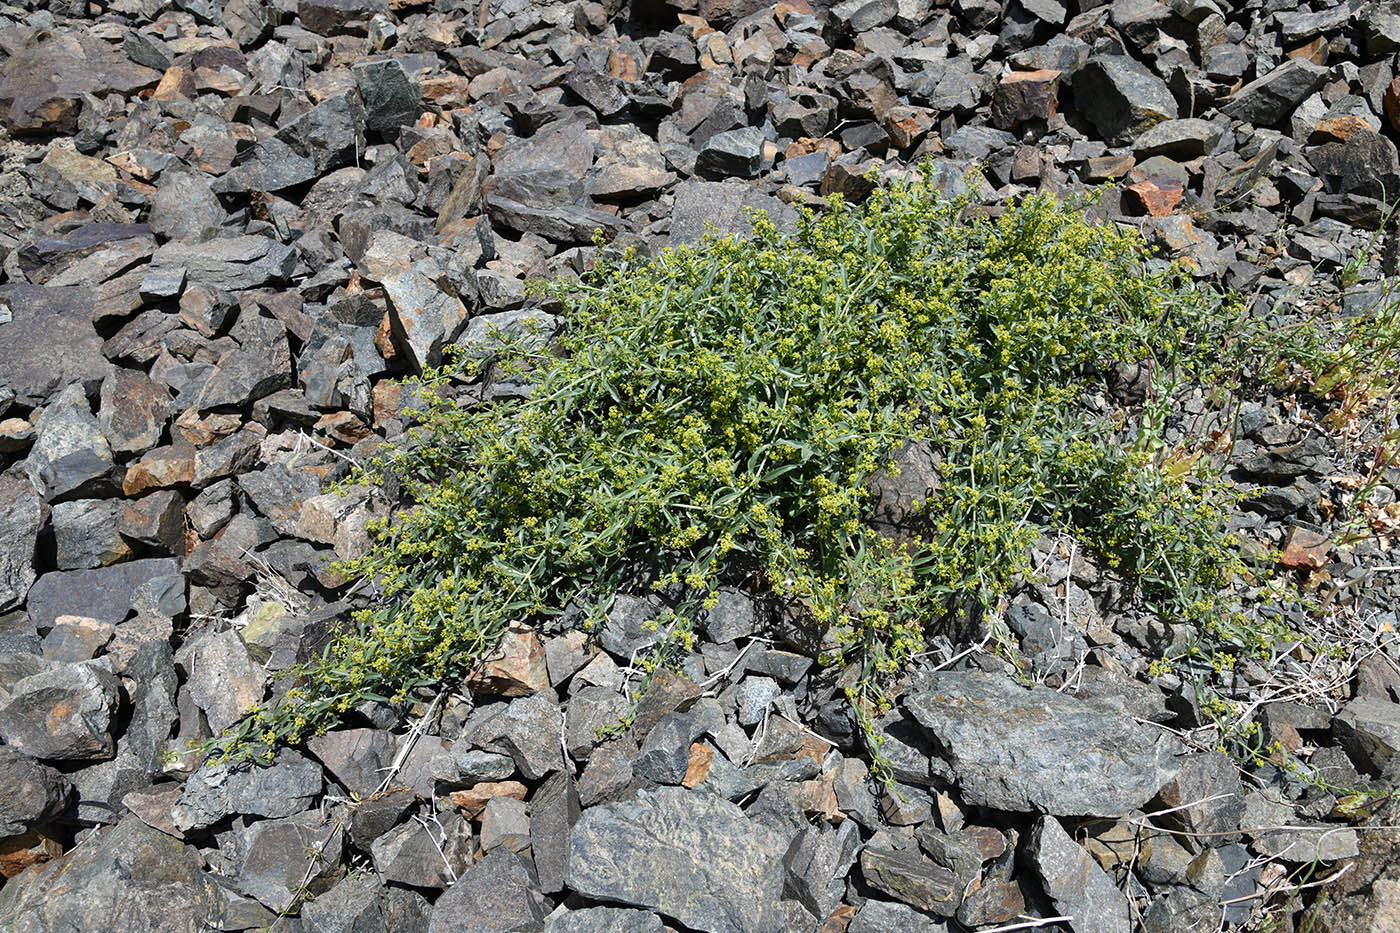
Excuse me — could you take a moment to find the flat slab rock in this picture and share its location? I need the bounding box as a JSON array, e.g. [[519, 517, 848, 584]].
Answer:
[[567, 785, 788, 933], [904, 671, 1179, 816]]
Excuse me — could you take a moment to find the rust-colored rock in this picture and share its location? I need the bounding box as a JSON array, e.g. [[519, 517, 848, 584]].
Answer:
[[1310, 115, 1374, 144], [991, 69, 1061, 129], [122, 444, 197, 496], [0, 828, 63, 878], [465, 626, 549, 697], [1125, 176, 1185, 217], [681, 743, 714, 788], [1280, 526, 1331, 570], [1384, 77, 1400, 134], [450, 780, 528, 818]]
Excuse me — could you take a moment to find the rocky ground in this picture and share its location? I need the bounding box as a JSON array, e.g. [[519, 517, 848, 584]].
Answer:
[[1, 0, 1400, 930]]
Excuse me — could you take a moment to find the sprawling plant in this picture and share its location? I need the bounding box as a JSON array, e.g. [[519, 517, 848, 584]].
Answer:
[[224, 169, 1251, 759]]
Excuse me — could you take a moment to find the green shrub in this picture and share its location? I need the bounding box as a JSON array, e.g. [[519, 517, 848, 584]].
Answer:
[[222, 168, 1255, 761]]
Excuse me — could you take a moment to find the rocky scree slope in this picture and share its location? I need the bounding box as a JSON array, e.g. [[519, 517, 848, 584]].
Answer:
[[0, 0, 1399, 930]]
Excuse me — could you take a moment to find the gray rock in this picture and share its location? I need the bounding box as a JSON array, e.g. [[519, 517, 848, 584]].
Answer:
[[904, 672, 1178, 816], [1221, 60, 1329, 126], [236, 810, 345, 911], [848, 900, 946, 932], [1132, 118, 1223, 159], [859, 845, 959, 916], [0, 746, 72, 837], [149, 172, 226, 242], [696, 126, 765, 179], [783, 821, 861, 920], [1026, 815, 1132, 933], [1240, 790, 1359, 863], [567, 786, 788, 933], [25, 383, 114, 501], [1075, 56, 1178, 145], [142, 236, 297, 297], [736, 675, 781, 727], [1151, 750, 1244, 841], [307, 728, 397, 797], [531, 771, 581, 893], [346, 787, 416, 850], [118, 489, 185, 553], [99, 368, 173, 455], [544, 906, 665, 932], [0, 471, 42, 612], [670, 180, 796, 246], [564, 685, 629, 761], [383, 262, 473, 374], [194, 313, 292, 410], [371, 810, 472, 889], [0, 657, 121, 761], [0, 816, 225, 932], [354, 59, 420, 134], [173, 748, 323, 832], [179, 628, 266, 735], [1309, 130, 1400, 201], [302, 873, 391, 933], [697, 589, 760, 643], [0, 285, 109, 409], [276, 91, 366, 175], [428, 848, 548, 933], [1335, 697, 1400, 779], [52, 499, 130, 570], [831, 0, 898, 31], [469, 692, 566, 780]]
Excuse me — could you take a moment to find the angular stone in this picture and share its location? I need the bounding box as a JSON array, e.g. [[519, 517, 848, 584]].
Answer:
[[669, 180, 796, 246], [468, 693, 566, 781], [25, 558, 182, 632], [0, 657, 121, 761], [1027, 816, 1132, 933], [149, 172, 227, 242], [530, 772, 581, 892], [991, 69, 1060, 129], [0, 817, 224, 930], [0, 747, 71, 838], [143, 236, 297, 297], [1132, 118, 1223, 160], [99, 369, 173, 455], [0, 471, 42, 612], [428, 848, 548, 933], [236, 810, 344, 911], [0, 285, 109, 409], [0, 35, 160, 135], [696, 126, 765, 179], [568, 786, 788, 933], [118, 490, 186, 553], [783, 821, 861, 920], [354, 59, 421, 134], [904, 672, 1178, 816], [466, 626, 549, 697], [308, 728, 396, 798], [1335, 698, 1400, 779], [51, 499, 131, 569], [544, 906, 665, 932], [371, 811, 472, 889], [1309, 130, 1400, 201], [858, 845, 958, 917], [302, 873, 392, 933], [180, 628, 266, 735], [383, 263, 472, 374], [1075, 56, 1178, 145], [1222, 60, 1330, 126]]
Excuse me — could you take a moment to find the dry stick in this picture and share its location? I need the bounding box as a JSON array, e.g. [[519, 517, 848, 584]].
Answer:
[[1215, 862, 1352, 907], [973, 917, 1074, 933], [374, 688, 447, 796]]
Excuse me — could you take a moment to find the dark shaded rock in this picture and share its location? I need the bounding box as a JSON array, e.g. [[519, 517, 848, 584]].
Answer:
[[859, 845, 959, 917], [0, 34, 160, 135], [904, 672, 1179, 816], [299, 0, 388, 34], [371, 810, 472, 889], [0, 656, 120, 761], [0, 747, 72, 837], [784, 821, 861, 920], [51, 499, 130, 569], [236, 810, 344, 911], [696, 126, 765, 179], [99, 369, 173, 455], [991, 68, 1060, 128], [302, 873, 394, 933], [0, 816, 225, 931], [1151, 750, 1245, 842], [143, 236, 297, 297], [468, 692, 566, 780], [1221, 59, 1329, 126], [307, 728, 397, 797], [567, 786, 787, 933], [0, 285, 109, 409], [544, 906, 665, 932], [0, 471, 42, 612], [26, 558, 182, 632], [1309, 130, 1400, 201], [1026, 815, 1132, 932], [531, 771, 581, 893], [1335, 698, 1400, 779], [354, 59, 421, 134], [118, 489, 186, 552], [172, 748, 322, 832], [1075, 56, 1178, 145], [428, 848, 548, 933], [1132, 117, 1223, 159]]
